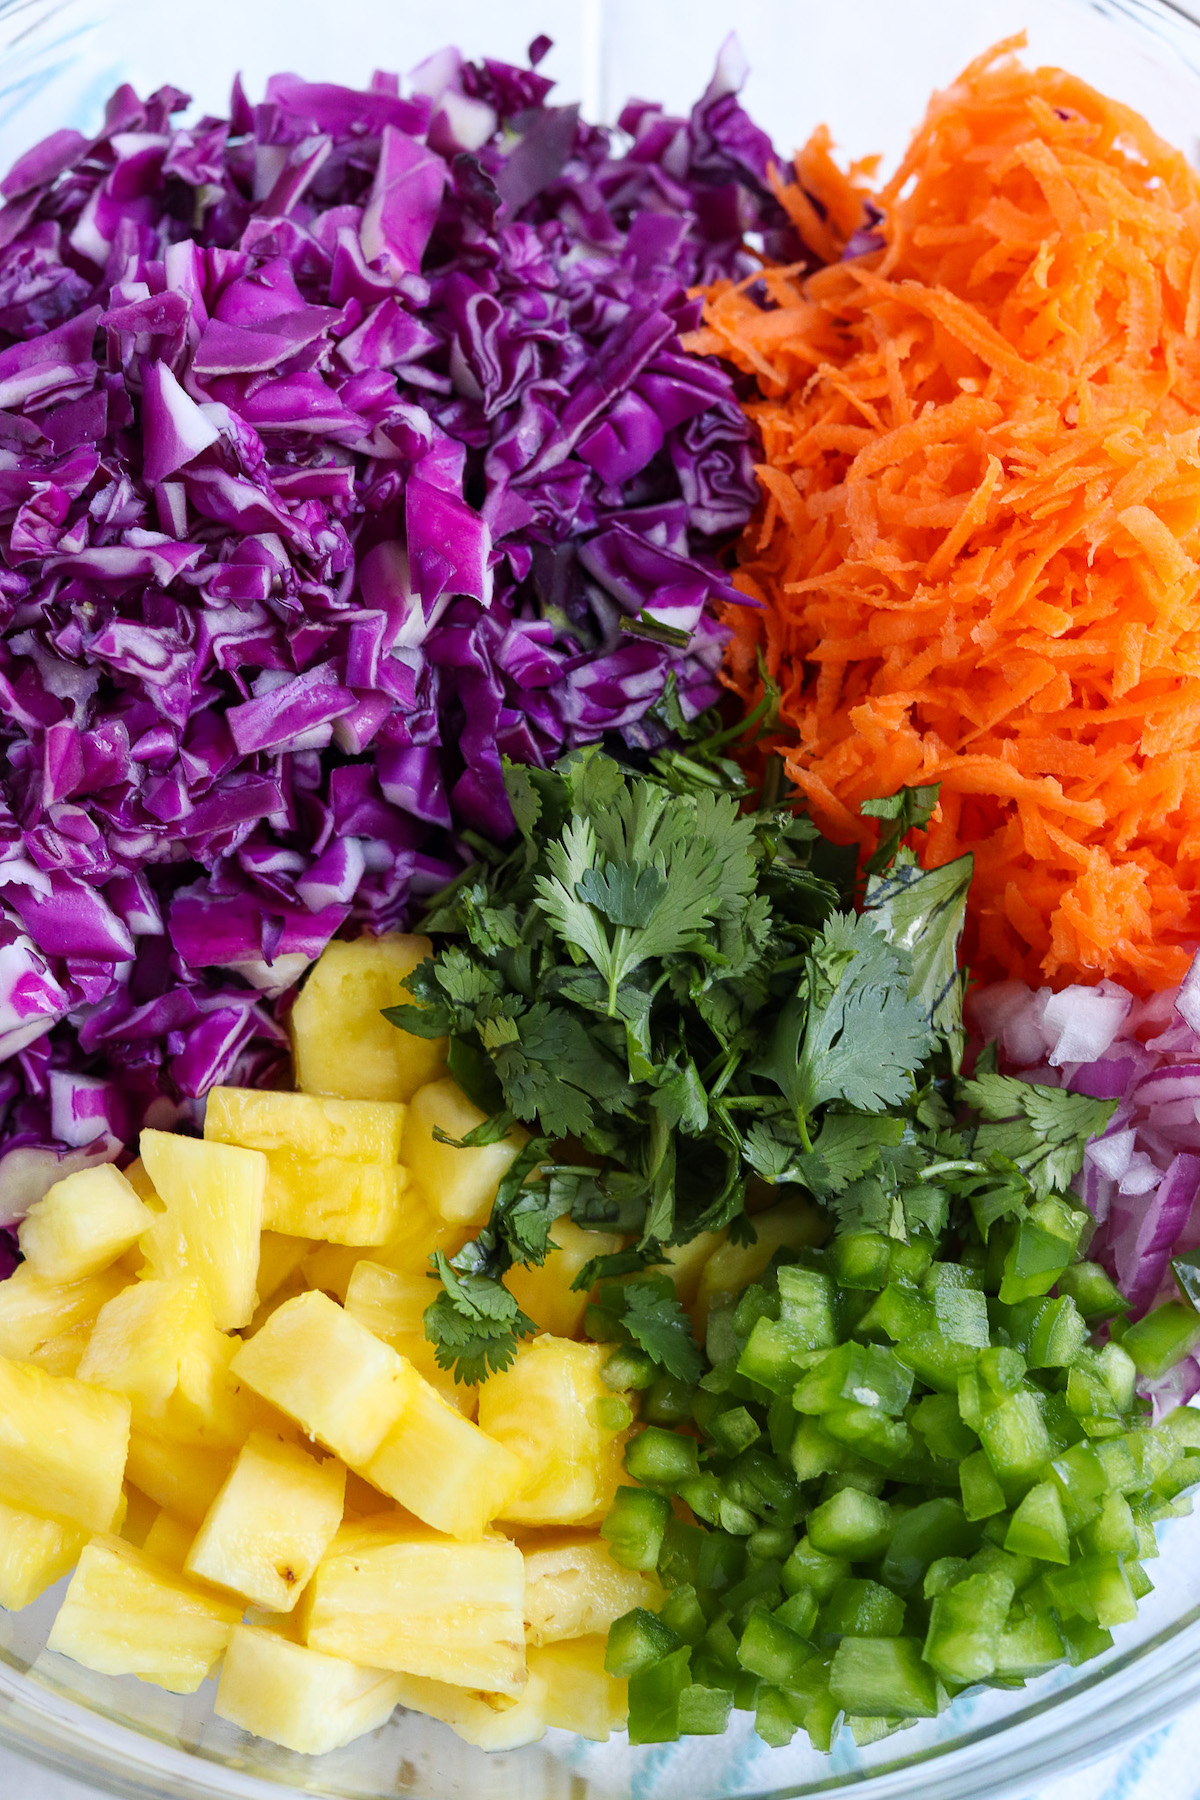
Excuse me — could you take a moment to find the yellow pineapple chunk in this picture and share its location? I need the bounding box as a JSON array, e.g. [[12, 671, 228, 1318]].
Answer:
[[304, 1523, 525, 1693], [343, 1259, 469, 1410], [268, 1158, 409, 1245], [122, 1157, 160, 1205], [24, 1321, 93, 1377], [292, 934, 447, 1102], [528, 1636, 627, 1740], [660, 1228, 727, 1313], [140, 1130, 265, 1330], [230, 1290, 407, 1465], [205, 1087, 406, 1162], [361, 1363, 524, 1537], [506, 1216, 623, 1338], [0, 1261, 126, 1364], [478, 1338, 626, 1527], [300, 1241, 364, 1302], [77, 1277, 267, 1449], [375, 1189, 470, 1275], [0, 1499, 85, 1610], [124, 1432, 232, 1526], [47, 1536, 239, 1694], [205, 1088, 410, 1244], [0, 1355, 128, 1533], [246, 1270, 308, 1338], [119, 1485, 158, 1550], [390, 1669, 548, 1750], [402, 1078, 528, 1226], [141, 1509, 194, 1572], [187, 1431, 345, 1611], [18, 1164, 153, 1284], [256, 1232, 314, 1303], [694, 1197, 826, 1334], [522, 1532, 661, 1644], [216, 1623, 405, 1754]]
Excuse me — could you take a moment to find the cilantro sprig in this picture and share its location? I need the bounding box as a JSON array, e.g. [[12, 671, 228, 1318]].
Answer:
[[387, 729, 1108, 1385]]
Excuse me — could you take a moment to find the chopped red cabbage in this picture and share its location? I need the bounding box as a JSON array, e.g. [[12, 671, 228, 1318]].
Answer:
[[0, 41, 796, 1200]]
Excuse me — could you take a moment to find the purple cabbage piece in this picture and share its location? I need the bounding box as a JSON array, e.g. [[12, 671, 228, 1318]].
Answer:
[[0, 40, 788, 1201]]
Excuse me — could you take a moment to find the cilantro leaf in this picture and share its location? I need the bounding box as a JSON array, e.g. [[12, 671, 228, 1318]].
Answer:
[[865, 850, 972, 1065], [862, 783, 942, 875], [759, 914, 933, 1120], [620, 1278, 704, 1383], [794, 1112, 906, 1197], [961, 1075, 1117, 1198], [423, 1254, 536, 1385]]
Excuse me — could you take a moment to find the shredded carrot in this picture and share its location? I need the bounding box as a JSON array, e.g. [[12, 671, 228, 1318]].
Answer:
[[699, 39, 1200, 991]]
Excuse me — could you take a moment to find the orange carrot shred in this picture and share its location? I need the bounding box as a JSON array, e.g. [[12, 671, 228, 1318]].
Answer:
[[704, 39, 1200, 991]]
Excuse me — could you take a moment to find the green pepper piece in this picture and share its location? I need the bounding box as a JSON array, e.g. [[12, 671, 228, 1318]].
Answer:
[[829, 1636, 940, 1720], [1123, 1301, 1200, 1380], [601, 1486, 672, 1571]]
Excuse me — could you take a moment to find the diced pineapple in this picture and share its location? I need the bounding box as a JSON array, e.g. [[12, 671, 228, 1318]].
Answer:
[[0, 1262, 126, 1364], [246, 1270, 308, 1338], [47, 1536, 240, 1694], [139, 1130, 265, 1330], [122, 1157, 160, 1206], [206, 1088, 410, 1244], [18, 1164, 153, 1285], [0, 1356, 128, 1533], [0, 1499, 86, 1610], [361, 1363, 524, 1538], [256, 1232, 314, 1303], [660, 1228, 727, 1312], [187, 1431, 345, 1611], [402, 1079, 528, 1226], [77, 1277, 268, 1449], [124, 1432, 232, 1527], [119, 1485, 158, 1550], [230, 1291, 408, 1466], [521, 1533, 662, 1645], [25, 1321, 93, 1377], [300, 1241, 364, 1302], [264, 1156, 409, 1245], [206, 1088, 407, 1162], [694, 1197, 826, 1334], [527, 1636, 627, 1740], [292, 934, 447, 1102], [506, 1216, 623, 1339], [304, 1524, 526, 1694], [141, 1509, 194, 1572], [343, 1260, 470, 1411], [375, 1190, 470, 1275], [216, 1623, 406, 1755], [477, 1338, 626, 1527], [389, 1669, 548, 1750]]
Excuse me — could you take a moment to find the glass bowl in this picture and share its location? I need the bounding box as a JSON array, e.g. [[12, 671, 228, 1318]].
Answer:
[[4, 0, 1200, 1795]]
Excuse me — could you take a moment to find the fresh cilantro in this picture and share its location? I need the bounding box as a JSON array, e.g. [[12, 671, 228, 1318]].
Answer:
[[865, 851, 973, 1068], [607, 1277, 704, 1384], [423, 1254, 537, 1385], [392, 751, 1110, 1384], [861, 782, 942, 875], [961, 1075, 1117, 1199]]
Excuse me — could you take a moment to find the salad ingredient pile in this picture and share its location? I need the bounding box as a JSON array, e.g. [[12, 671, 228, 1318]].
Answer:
[[0, 42, 785, 1197], [382, 733, 975, 1381], [709, 41, 1200, 994], [0, 942, 645, 1752], [5, 24, 1200, 1780]]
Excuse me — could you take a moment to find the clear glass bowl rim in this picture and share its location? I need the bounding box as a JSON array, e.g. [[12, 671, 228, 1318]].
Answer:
[[4, 0, 1200, 1794]]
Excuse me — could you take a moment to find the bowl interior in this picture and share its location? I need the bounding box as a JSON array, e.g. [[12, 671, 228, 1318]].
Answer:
[[4, 1, 1200, 1797]]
